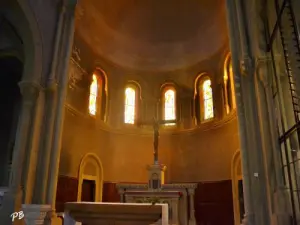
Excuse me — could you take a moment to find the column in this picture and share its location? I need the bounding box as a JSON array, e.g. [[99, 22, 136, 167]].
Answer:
[[188, 189, 196, 225], [118, 189, 125, 203], [45, 0, 77, 217], [0, 81, 41, 225], [32, 0, 66, 204], [255, 56, 291, 224], [10, 81, 40, 191], [225, 0, 255, 224], [172, 199, 179, 225], [32, 83, 58, 204]]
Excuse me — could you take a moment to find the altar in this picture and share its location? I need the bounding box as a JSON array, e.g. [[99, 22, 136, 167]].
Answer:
[[116, 118, 197, 225], [116, 164, 197, 225]]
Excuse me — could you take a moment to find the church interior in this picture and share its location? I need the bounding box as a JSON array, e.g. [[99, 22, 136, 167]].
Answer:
[[0, 0, 300, 225]]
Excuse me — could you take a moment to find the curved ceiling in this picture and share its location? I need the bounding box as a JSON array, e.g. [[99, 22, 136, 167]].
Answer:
[[75, 0, 228, 71]]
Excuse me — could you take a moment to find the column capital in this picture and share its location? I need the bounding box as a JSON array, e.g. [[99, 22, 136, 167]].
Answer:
[[240, 57, 254, 76], [188, 188, 195, 195], [18, 81, 41, 105], [255, 55, 273, 87]]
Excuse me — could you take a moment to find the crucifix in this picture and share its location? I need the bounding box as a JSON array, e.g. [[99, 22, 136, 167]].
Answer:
[[139, 117, 177, 164]]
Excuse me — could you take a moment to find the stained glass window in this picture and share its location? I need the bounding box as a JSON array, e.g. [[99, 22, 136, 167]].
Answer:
[[89, 75, 98, 115], [164, 89, 176, 125], [124, 87, 136, 124], [203, 79, 214, 120]]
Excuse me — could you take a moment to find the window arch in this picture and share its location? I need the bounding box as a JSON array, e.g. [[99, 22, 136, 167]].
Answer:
[[88, 69, 108, 120], [124, 82, 141, 124], [224, 53, 236, 114], [161, 85, 176, 125], [194, 74, 214, 123]]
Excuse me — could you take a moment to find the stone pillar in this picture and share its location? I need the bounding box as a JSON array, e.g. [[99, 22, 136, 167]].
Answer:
[[188, 189, 196, 225], [22, 204, 51, 225], [255, 56, 291, 224], [10, 81, 40, 191], [33, 83, 58, 204], [0, 81, 40, 225], [225, 1, 255, 224], [45, 0, 77, 217]]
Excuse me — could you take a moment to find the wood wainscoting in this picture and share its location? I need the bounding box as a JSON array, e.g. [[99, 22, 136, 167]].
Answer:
[[56, 177, 234, 225], [194, 180, 234, 225], [56, 175, 78, 212]]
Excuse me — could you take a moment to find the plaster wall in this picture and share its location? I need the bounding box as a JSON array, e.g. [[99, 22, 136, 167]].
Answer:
[[59, 36, 239, 183]]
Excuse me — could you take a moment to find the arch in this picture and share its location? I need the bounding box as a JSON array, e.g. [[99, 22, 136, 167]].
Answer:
[[77, 153, 104, 202], [2, 0, 43, 82], [124, 81, 141, 124], [223, 52, 236, 114], [231, 150, 243, 225], [193, 72, 209, 97]]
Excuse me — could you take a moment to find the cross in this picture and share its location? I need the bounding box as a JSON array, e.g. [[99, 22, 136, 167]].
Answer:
[[138, 117, 177, 164]]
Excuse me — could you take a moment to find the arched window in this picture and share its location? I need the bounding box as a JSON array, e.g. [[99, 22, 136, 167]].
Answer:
[[202, 79, 214, 120], [224, 54, 236, 114], [124, 87, 136, 124], [88, 69, 108, 120], [162, 87, 176, 125], [89, 74, 98, 116]]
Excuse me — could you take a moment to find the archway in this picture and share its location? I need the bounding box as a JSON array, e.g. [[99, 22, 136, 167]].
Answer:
[[0, 56, 23, 186], [231, 150, 245, 225], [77, 153, 104, 202]]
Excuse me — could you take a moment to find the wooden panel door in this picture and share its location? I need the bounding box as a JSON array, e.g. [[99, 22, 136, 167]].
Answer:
[[81, 179, 96, 202]]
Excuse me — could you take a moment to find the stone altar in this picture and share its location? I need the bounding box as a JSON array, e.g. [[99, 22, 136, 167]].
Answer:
[[116, 164, 197, 225], [63, 202, 169, 225]]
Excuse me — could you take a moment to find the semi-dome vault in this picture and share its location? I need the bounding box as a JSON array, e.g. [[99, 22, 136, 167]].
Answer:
[[75, 0, 228, 71]]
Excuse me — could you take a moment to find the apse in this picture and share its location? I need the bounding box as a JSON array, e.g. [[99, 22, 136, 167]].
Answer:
[[75, 0, 228, 71]]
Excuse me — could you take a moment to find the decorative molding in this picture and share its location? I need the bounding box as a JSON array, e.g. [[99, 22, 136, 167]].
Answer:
[[68, 58, 86, 90]]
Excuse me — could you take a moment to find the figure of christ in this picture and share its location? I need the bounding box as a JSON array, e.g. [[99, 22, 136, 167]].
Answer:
[[138, 117, 177, 164]]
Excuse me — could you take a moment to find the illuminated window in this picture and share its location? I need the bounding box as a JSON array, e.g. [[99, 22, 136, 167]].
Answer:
[[164, 89, 176, 124], [224, 54, 236, 113], [124, 87, 136, 124], [89, 74, 98, 115], [203, 79, 214, 120]]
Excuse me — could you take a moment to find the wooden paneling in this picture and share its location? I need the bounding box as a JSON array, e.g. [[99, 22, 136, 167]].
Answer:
[[102, 182, 120, 202], [81, 179, 96, 202], [56, 175, 78, 212], [194, 180, 234, 225]]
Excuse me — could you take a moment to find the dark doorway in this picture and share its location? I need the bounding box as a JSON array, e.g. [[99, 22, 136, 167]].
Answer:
[[238, 179, 245, 222], [81, 179, 96, 202], [0, 56, 23, 186]]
